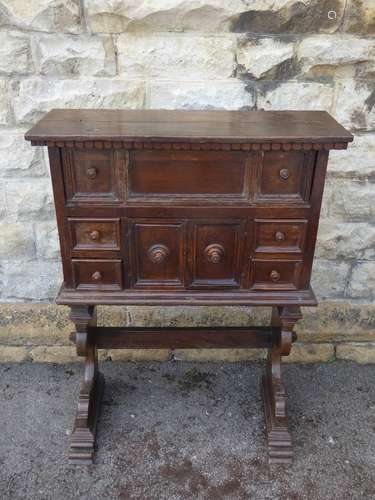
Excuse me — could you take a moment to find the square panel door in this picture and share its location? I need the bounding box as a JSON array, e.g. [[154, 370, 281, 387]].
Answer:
[[189, 220, 245, 288], [129, 220, 186, 288]]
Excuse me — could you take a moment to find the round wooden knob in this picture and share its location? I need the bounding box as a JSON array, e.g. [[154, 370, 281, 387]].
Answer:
[[86, 167, 97, 180], [205, 244, 225, 264], [275, 231, 285, 242], [279, 168, 289, 180], [92, 271, 102, 281], [270, 270, 281, 282], [148, 244, 169, 264], [89, 230, 100, 241]]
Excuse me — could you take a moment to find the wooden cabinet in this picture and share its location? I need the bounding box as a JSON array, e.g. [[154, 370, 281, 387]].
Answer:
[[25, 109, 352, 466]]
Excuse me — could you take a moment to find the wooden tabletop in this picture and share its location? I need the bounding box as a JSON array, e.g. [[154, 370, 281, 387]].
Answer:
[[25, 109, 353, 144]]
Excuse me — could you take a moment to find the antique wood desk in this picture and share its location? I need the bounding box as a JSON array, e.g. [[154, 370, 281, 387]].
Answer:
[[25, 109, 352, 465]]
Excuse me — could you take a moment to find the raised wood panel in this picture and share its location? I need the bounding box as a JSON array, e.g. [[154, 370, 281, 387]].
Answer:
[[189, 220, 245, 288], [72, 259, 123, 291], [129, 220, 186, 288], [127, 150, 251, 202], [249, 259, 302, 291], [254, 219, 307, 255], [254, 151, 315, 204], [62, 149, 126, 205], [69, 218, 120, 252]]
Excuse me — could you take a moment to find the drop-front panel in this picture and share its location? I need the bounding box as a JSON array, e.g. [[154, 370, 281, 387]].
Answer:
[[25, 109, 353, 465]]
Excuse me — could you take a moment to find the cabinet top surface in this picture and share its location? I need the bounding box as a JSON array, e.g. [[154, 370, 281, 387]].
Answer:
[[25, 109, 353, 145]]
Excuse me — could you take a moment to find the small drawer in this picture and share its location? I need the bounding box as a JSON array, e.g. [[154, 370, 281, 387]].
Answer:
[[69, 218, 120, 252], [62, 149, 125, 205], [254, 219, 307, 254], [129, 220, 186, 288], [249, 259, 302, 290], [72, 259, 122, 290], [255, 151, 314, 203]]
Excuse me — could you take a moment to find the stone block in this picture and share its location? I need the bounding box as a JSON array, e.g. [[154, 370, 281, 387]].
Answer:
[[0, 0, 81, 33], [232, 0, 346, 34], [106, 349, 170, 362], [316, 221, 375, 260], [348, 262, 375, 299], [173, 348, 265, 362], [333, 79, 375, 131], [329, 179, 375, 221], [237, 35, 295, 79], [343, 0, 375, 35], [311, 259, 350, 299], [328, 133, 375, 178], [0, 346, 29, 362], [0, 131, 45, 177], [32, 33, 116, 77], [34, 220, 60, 260], [257, 81, 334, 111], [12, 78, 145, 125], [285, 343, 334, 363], [0, 30, 33, 76], [336, 342, 375, 363], [5, 179, 55, 221], [0, 80, 12, 125], [1, 260, 62, 300], [0, 222, 35, 259], [149, 80, 253, 110], [85, 0, 248, 33], [116, 33, 236, 80], [30, 345, 78, 363]]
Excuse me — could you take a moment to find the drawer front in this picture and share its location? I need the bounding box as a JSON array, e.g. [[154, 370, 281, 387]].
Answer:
[[190, 220, 245, 288], [127, 150, 251, 202], [69, 218, 120, 252], [249, 259, 302, 290], [62, 149, 125, 204], [255, 151, 314, 203], [254, 219, 307, 254], [129, 220, 186, 288], [72, 259, 122, 290]]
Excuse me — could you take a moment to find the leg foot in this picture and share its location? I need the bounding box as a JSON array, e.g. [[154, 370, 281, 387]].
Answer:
[[262, 306, 302, 465], [69, 306, 104, 465]]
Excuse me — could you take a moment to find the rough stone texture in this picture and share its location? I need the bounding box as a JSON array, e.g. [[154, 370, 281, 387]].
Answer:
[[336, 342, 375, 363], [257, 81, 334, 111], [0, 0, 81, 33], [116, 33, 236, 80], [348, 262, 375, 300], [149, 80, 252, 110], [237, 35, 295, 79], [310, 260, 351, 299], [32, 34, 116, 77], [173, 348, 265, 362], [0, 346, 28, 362], [106, 349, 171, 362], [30, 345, 78, 363], [0, 31, 33, 76], [0, 223, 35, 259], [0, 0, 374, 362], [0, 131, 45, 177], [12, 78, 146, 125], [285, 343, 334, 363], [316, 221, 375, 260], [328, 133, 375, 177]]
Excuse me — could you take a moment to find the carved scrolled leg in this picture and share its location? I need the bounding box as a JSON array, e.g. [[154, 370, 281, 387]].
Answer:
[[262, 305, 302, 465], [69, 305, 104, 465]]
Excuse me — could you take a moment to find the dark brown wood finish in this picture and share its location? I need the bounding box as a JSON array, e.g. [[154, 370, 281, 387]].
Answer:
[[25, 109, 352, 466]]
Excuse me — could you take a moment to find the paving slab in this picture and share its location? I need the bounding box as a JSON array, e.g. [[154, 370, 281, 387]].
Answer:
[[1, 361, 375, 499]]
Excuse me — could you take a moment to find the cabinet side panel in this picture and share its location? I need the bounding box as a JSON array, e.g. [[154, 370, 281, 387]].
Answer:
[[48, 147, 73, 287], [300, 150, 329, 288]]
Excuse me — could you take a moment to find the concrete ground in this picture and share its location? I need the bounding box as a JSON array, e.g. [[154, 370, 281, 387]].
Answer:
[[1, 361, 375, 500]]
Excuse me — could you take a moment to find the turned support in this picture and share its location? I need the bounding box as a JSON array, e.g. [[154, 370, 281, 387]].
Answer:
[[262, 305, 302, 465], [69, 305, 104, 465]]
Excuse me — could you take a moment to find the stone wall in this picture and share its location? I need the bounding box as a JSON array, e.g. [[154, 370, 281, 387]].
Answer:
[[0, 1, 374, 362]]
